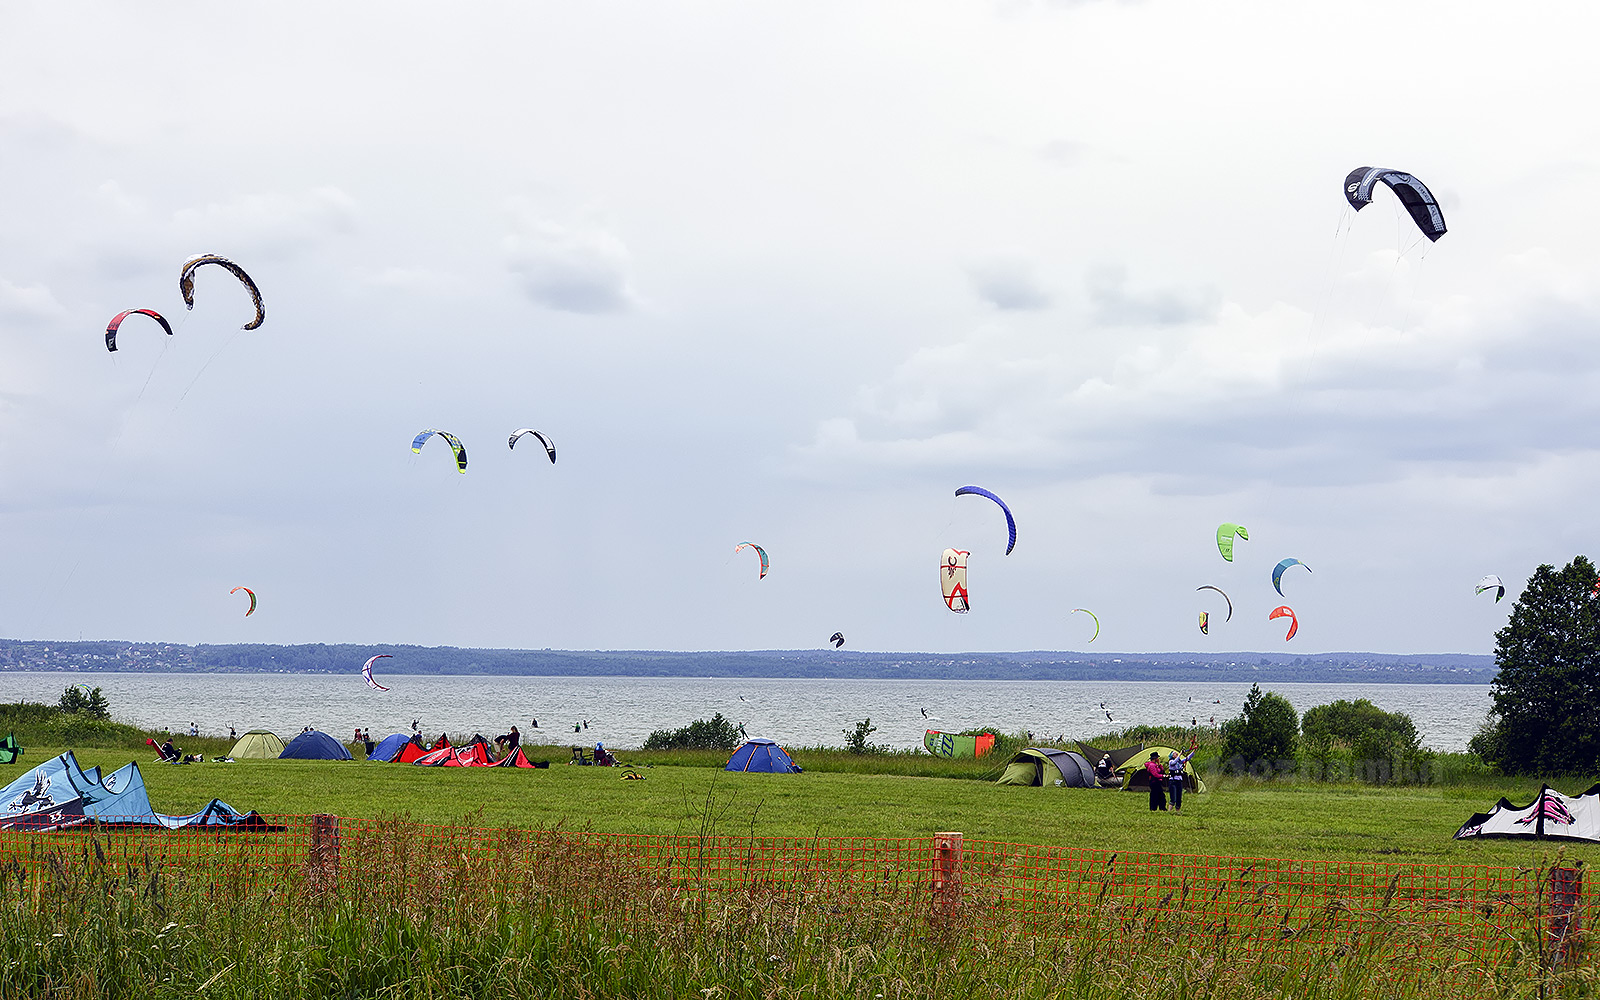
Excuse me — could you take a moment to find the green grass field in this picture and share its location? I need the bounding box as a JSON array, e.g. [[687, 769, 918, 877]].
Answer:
[[9, 739, 1594, 869]]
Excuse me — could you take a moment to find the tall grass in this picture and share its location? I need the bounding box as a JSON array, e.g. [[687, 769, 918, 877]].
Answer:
[[0, 817, 1590, 999]]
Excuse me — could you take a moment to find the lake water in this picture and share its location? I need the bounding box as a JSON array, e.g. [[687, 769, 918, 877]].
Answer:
[[0, 672, 1493, 753]]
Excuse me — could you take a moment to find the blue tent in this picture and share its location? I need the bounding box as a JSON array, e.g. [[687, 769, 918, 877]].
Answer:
[[0, 751, 267, 832], [366, 733, 411, 763], [724, 740, 801, 773], [278, 730, 352, 760]]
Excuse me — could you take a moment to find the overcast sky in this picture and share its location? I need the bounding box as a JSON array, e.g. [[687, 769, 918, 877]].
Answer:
[[1, 1, 1597, 656]]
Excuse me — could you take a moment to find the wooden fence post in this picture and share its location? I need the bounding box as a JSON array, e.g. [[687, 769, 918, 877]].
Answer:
[[1548, 866, 1583, 968], [932, 831, 963, 922], [307, 813, 340, 892]]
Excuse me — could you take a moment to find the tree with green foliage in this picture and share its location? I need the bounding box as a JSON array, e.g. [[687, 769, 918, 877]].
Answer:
[[843, 718, 888, 755], [641, 713, 743, 751], [1470, 556, 1600, 776], [58, 685, 110, 720], [1301, 698, 1427, 785], [1219, 684, 1297, 773]]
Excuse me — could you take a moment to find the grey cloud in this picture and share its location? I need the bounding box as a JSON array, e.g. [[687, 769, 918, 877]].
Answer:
[[967, 257, 1051, 311], [1087, 264, 1218, 326], [504, 216, 636, 315]]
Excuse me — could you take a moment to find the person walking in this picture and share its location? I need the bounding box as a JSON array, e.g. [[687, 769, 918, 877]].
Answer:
[[1167, 746, 1198, 814], [1143, 753, 1167, 811]]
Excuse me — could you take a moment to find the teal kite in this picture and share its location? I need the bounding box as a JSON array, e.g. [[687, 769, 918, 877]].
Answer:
[[1272, 559, 1310, 597], [735, 542, 769, 579], [1216, 523, 1248, 562]]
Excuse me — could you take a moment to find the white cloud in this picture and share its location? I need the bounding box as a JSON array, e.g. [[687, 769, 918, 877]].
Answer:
[[967, 255, 1052, 310], [0, 280, 67, 323]]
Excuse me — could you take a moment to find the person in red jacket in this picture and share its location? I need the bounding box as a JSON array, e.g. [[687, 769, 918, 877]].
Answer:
[[1143, 753, 1168, 811]]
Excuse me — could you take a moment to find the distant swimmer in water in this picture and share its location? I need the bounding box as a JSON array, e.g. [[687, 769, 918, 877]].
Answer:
[[573, 723, 580, 732], [1105, 710, 1114, 723], [739, 696, 745, 701], [583, 720, 589, 730], [921, 708, 928, 718], [531, 718, 538, 728]]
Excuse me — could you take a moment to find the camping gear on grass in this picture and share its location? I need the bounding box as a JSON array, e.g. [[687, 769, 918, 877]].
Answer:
[[228, 729, 286, 759], [996, 747, 1095, 787], [278, 730, 352, 760], [1115, 745, 1206, 793], [0, 751, 272, 832], [0, 732, 22, 764], [366, 733, 411, 762], [724, 739, 802, 773], [1456, 783, 1600, 841], [923, 730, 996, 758]]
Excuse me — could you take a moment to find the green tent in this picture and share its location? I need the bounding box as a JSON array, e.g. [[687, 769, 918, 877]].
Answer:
[[228, 730, 286, 759], [0, 732, 21, 765], [997, 747, 1095, 787], [1118, 746, 1206, 793]]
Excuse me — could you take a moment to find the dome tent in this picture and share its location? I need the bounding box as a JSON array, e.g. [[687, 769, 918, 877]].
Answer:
[[278, 730, 352, 761], [228, 730, 285, 759], [366, 733, 412, 762], [996, 747, 1095, 787], [724, 740, 801, 773]]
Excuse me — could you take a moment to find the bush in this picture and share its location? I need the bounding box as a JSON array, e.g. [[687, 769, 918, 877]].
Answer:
[[843, 719, 889, 755], [641, 713, 743, 751], [1220, 684, 1298, 774], [57, 684, 110, 720]]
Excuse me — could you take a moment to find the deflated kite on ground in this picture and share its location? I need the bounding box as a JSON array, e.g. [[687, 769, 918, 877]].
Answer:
[[1455, 783, 1600, 842], [0, 751, 271, 832]]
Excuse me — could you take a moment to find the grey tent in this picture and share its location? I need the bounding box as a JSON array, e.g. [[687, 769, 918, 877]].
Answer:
[[997, 747, 1095, 787]]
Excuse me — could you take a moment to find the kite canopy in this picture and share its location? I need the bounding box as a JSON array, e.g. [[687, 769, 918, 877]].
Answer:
[[229, 586, 256, 617], [941, 548, 970, 613], [734, 542, 769, 579], [924, 731, 996, 759], [829, 631, 845, 648], [724, 739, 801, 773], [1199, 611, 1209, 635], [508, 428, 556, 463], [1071, 608, 1099, 642], [1456, 783, 1600, 842], [0, 751, 268, 832], [1343, 166, 1447, 242], [362, 654, 391, 692], [954, 486, 1016, 555], [227, 730, 285, 759], [278, 730, 352, 761], [1196, 585, 1233, 622], [411, 429, 468, 472], [179, 254, 265, 330], [1216, 524, 1248, 562], [1272, 559, 1311, 597], [104, 309, 173, 352], [1269, 605, 1299, 641], [1475, 574, 1506, 602]]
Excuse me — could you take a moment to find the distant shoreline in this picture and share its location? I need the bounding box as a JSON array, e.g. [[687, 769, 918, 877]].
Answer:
[[0, 638, 1497, 685]]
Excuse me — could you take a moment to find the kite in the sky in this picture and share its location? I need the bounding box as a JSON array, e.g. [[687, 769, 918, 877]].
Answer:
[[941, 548, 970, 613], [1343, 167, 1447, 242], [1199, 612, 1209, 636], [829, 632, 845, 649], [1475, 575, 1505, 603], [954, 486, 1016, 555], [1196, 585, 1233, 622], [1269, 605, 1299, 641], [411, 429, 468, 473], [104, 309, 173, 352], [734, 542, 769, 579], [362, 654, 391, 692], [179, 254, 265, 330], [508, 428, 556, 464], [229, 586, 256, 617], [1216, 523, 1248, 562], [1272, 559, 1311, 597], [1071, 608, 1099, 643]]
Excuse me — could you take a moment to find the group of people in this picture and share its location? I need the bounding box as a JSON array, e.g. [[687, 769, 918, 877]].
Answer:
[[1141, 748, 1197, 813]]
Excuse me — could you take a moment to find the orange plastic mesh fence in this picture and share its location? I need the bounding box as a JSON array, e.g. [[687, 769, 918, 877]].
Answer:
[[0, 817, 1583, 970]]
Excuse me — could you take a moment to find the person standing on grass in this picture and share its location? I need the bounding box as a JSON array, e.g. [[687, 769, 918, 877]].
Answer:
[[1143, 753, 1167, 811], [1167, 746, 1197, 814]]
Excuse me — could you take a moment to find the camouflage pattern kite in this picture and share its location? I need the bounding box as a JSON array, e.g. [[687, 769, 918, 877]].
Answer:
[[179, 254, 264, 330]]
